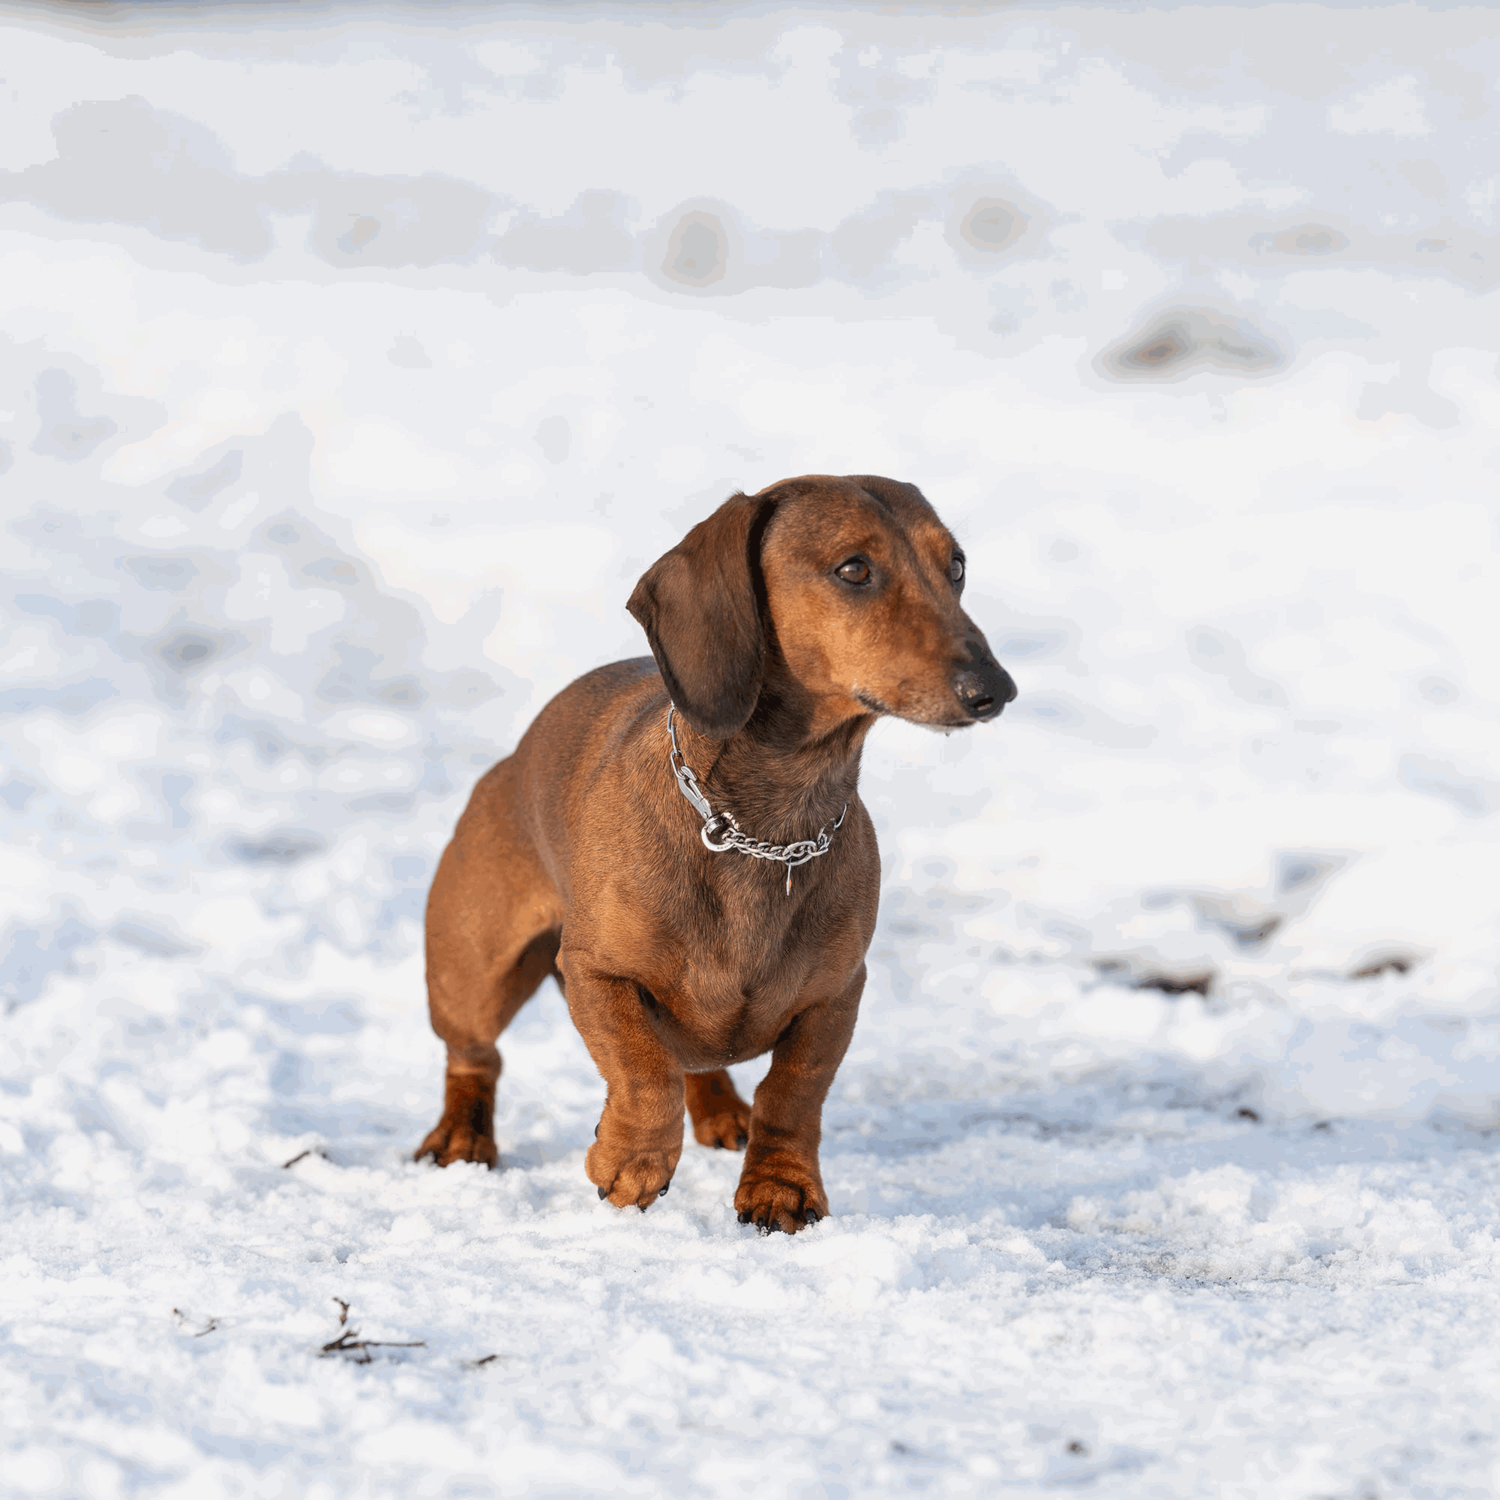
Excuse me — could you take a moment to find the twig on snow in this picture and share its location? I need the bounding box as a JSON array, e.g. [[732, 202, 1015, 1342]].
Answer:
[[319, 1298, 425, 1364], [282, 1147, 333, 1169], [172, 1308, 219, 1338], [319, 1329, 425, 1364]]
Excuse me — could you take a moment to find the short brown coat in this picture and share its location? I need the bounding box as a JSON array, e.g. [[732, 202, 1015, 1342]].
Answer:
[[416, 474, 1014, 1232]]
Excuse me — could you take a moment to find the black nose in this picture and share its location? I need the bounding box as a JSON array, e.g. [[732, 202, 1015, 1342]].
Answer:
[[952, 651, 1017, 722]]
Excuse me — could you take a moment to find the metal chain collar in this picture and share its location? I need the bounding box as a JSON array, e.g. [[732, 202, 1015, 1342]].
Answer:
[[667, 705, 847, 896]]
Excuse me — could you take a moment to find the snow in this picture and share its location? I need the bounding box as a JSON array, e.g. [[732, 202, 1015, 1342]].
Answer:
[[2, 3, 1500, 1495]]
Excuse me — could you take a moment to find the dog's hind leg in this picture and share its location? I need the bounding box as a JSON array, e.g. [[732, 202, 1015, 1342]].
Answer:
[[415, 761, 562, 1169], [685, 1070, 751, 1150]]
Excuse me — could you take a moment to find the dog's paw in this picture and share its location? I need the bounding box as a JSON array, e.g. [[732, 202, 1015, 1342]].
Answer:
[[414, 1118, 499, 1170], [691, 1103, 751, 1151], [587, 1139, 677, 1211], [734, 1169, 827, 1235], [684, 1071, 752, 1152]]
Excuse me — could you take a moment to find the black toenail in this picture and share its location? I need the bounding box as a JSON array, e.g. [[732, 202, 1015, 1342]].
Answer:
[[658, 1182, 669, 1195], [598, 1187, 609, 1200]]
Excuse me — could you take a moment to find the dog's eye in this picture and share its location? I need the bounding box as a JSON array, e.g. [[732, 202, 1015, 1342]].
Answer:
[[835, 558, 872, 586], [949, 555, 965, 585]]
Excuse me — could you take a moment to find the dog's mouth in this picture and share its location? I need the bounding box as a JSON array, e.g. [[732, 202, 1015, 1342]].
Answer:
[[854, 688, 983, 731]]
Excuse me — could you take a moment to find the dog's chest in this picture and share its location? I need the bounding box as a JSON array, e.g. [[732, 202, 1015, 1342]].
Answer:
[[639, 918, 863, 1067]]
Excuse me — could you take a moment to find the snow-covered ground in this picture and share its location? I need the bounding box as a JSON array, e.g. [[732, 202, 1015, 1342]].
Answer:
[[3, 3, 1499, 1494]]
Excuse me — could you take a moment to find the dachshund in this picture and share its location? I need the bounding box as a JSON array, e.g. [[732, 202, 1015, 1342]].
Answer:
[[415, 474, 1015, 1232]]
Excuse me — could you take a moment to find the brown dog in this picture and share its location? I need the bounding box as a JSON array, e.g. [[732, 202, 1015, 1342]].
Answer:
[[415, 474, 1015, 1232]]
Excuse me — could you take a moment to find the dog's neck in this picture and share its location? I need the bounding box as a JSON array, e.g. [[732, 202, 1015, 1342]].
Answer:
[[686, 675, 874, 846]]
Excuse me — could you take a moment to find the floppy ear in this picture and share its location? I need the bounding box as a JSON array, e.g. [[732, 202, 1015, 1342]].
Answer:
[[627, 491, 774, 740]]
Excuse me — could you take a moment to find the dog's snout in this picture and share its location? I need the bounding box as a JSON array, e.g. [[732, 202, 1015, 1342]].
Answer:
[[952, 649, 1017, 722]]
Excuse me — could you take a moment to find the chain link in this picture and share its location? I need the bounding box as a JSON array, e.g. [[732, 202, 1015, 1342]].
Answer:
[[667, 705, 847, 895]]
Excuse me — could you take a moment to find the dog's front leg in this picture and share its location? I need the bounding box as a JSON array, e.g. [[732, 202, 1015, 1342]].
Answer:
[[563, 964, 685, 1210], [737, 966, 865, 1234]]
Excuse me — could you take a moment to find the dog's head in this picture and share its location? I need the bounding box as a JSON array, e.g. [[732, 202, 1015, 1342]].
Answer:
[[627, 474, 1016, 740]]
